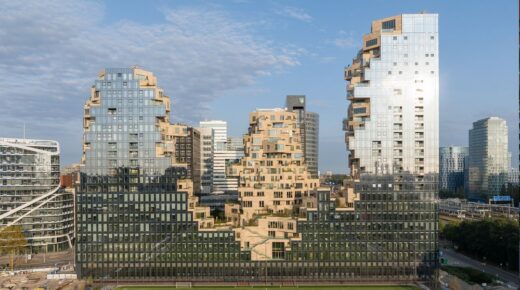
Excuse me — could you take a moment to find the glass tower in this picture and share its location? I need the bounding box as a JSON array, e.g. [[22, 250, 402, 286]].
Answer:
[[343, 14, 439, 282], [439, 146, 468, 192], [467, 117, 510, 199]]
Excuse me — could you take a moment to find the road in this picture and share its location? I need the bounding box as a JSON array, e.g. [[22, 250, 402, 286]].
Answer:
[[442, 247, 519, 287]]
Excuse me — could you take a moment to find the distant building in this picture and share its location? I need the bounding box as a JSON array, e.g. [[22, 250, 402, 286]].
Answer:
[[439, 146, 468, 192], [0, 138, 74, 252], [198, 121, 243, 194], [172, 125, 201, 192], [508, 167, 519, 185], [467, 117, 510, 198], [286, 95, 319, 178], [197, 126, 214, 194]]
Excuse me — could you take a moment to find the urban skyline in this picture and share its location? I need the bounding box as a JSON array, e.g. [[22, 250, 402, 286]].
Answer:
[[0, 1, 519, 288], [0, 1, 517, 174]]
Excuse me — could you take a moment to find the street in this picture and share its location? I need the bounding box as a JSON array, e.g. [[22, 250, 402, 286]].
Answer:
[[442, 247, 519, 287]]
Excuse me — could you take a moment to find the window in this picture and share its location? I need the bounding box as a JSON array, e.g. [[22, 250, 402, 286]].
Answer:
[[365, 38, 377, 47], [382, 19, 396, 30], [272, 242, 285, 259], [353, 107, 367, 114], [403, 36, 408, 40]]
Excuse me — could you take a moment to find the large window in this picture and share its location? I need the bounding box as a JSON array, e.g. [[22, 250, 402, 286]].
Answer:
[[382, 19, 396, 30]]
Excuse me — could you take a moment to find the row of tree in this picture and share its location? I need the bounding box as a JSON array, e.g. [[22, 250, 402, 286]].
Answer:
[[441, 218, 519, 271], [0, 226, 27, 271]]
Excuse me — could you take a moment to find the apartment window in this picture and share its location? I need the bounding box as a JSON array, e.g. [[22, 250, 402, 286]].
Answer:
[[366, 38, 377, 47], [393, 36, 397, 40], [430, 36, 435, 40], [382, 19, 396, 30], [403, 36, 408, 40]]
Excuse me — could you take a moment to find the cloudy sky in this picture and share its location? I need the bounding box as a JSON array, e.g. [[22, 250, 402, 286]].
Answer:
[[0, 0, 518, 173]]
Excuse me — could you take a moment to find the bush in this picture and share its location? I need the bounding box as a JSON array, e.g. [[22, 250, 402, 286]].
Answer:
[[442, 266, 495, 285]]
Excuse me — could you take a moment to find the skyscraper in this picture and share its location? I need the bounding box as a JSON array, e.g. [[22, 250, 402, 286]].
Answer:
[[77, 68, 233, 279], [286, 95, 320, 178], [467, 117, 510, 198], [439, 146, 468, 193], [198, 121, 242, 194], [343, 13, 439, 280], [197, 126, 214, 194], [0, 138, 74, 252]]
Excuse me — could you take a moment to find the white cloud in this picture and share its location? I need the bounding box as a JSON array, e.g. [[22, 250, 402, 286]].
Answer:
[[276, 6, 312, 22], [334, 37, 356, 48], [0, 1, 300, 164]]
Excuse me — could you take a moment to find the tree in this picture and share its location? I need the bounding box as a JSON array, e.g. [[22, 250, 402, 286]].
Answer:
[[0, 225, 28, 271]]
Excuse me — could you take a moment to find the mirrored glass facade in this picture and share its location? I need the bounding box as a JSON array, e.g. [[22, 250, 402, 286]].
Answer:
[[467, 117, 510, 198], [439, 146, 468, 192]]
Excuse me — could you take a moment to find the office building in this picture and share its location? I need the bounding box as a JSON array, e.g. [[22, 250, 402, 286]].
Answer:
[[77, 14, 440, 282], [171, 124, 201, 193], [198, 121, 243, 194], [508, 167, 519, 185], [439, 146, 468, 192], [286, 95, 319, 178], [197, 126, 214, 194], [0, 138, 74, 252], [77, 68, 226, 279], [467, 117, 510, 198], [343, 14, 439, 281]]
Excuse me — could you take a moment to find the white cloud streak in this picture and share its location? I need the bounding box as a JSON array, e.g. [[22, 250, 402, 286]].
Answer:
[[276, 6, 312, 22], [0, 1, 300, 164]]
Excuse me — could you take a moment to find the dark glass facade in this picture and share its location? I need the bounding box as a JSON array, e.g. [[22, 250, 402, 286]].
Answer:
[[76, 67, 436, 283]]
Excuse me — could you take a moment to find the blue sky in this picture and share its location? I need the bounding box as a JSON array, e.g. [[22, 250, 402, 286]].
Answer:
[[0, 0, 518, 173]]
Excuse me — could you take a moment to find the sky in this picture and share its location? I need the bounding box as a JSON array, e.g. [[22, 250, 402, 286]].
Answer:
[[0, 0, 518, 173]]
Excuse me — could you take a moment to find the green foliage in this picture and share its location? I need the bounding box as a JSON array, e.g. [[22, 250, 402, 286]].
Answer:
[[500, 183, 519, 205], [0, 225, 28, 270], [441, 218, 519, 271], [324, 174, 348, 186], [442, 266, 495, 285]]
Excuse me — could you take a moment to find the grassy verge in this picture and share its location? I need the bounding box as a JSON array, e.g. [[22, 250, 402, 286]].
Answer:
[[116, 286, 419, 290], [442, 265, 495, 285]]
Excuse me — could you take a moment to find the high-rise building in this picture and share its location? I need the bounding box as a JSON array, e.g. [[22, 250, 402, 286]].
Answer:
[[229, 108, 319, 224], [508, 167, 519, 185], [439, 146, 468, 193], [0, 138, 74, 252], [467, 117, 510, 198], [286, 95, 319, 178], [197, 126, 214, 194], [198, 121, 242, 194], [343, 14, 439, 281], [77, 68, 229, 279], [171, 124, 201, 193]]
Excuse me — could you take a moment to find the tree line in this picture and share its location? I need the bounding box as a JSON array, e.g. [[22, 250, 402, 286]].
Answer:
[[441, 218, 519, 271]]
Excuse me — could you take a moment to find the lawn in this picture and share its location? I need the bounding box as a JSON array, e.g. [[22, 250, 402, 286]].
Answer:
[[116, 286, 419, 290]]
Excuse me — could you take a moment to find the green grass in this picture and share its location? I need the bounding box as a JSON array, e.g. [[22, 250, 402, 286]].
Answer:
[[116, 286, 419, 290], [441, 265, 495, 285]]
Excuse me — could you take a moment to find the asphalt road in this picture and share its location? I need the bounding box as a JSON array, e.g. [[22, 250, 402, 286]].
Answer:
[[442, 247, 519, 287]]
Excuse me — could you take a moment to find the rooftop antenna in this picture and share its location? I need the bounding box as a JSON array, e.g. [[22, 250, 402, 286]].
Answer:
[[23, 123, 26, 140]]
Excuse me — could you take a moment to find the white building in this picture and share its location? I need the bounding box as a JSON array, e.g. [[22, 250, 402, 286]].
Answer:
[[344, 14, 439, 179], [197, 126, 214, 194], [199, 121, 244, 194]]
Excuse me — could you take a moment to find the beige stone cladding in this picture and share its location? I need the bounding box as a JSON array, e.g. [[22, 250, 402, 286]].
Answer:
[[229, 108, 319, 225], [233, 216, 299, 261]]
